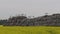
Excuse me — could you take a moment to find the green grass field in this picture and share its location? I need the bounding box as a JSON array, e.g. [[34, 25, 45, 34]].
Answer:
[[0, 26, 60, 34]]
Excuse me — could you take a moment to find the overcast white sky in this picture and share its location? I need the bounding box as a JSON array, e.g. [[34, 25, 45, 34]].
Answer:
[[0, 0, 60, 19]]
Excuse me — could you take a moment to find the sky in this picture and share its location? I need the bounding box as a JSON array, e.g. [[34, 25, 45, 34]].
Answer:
[[0, 0, 60, 19]]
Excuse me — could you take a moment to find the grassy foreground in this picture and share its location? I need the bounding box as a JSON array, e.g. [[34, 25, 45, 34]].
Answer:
[[0, 26, 60, 34]]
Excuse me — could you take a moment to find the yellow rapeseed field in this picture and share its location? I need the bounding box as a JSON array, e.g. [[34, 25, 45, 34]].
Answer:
[[0, 26, 60, 34]]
